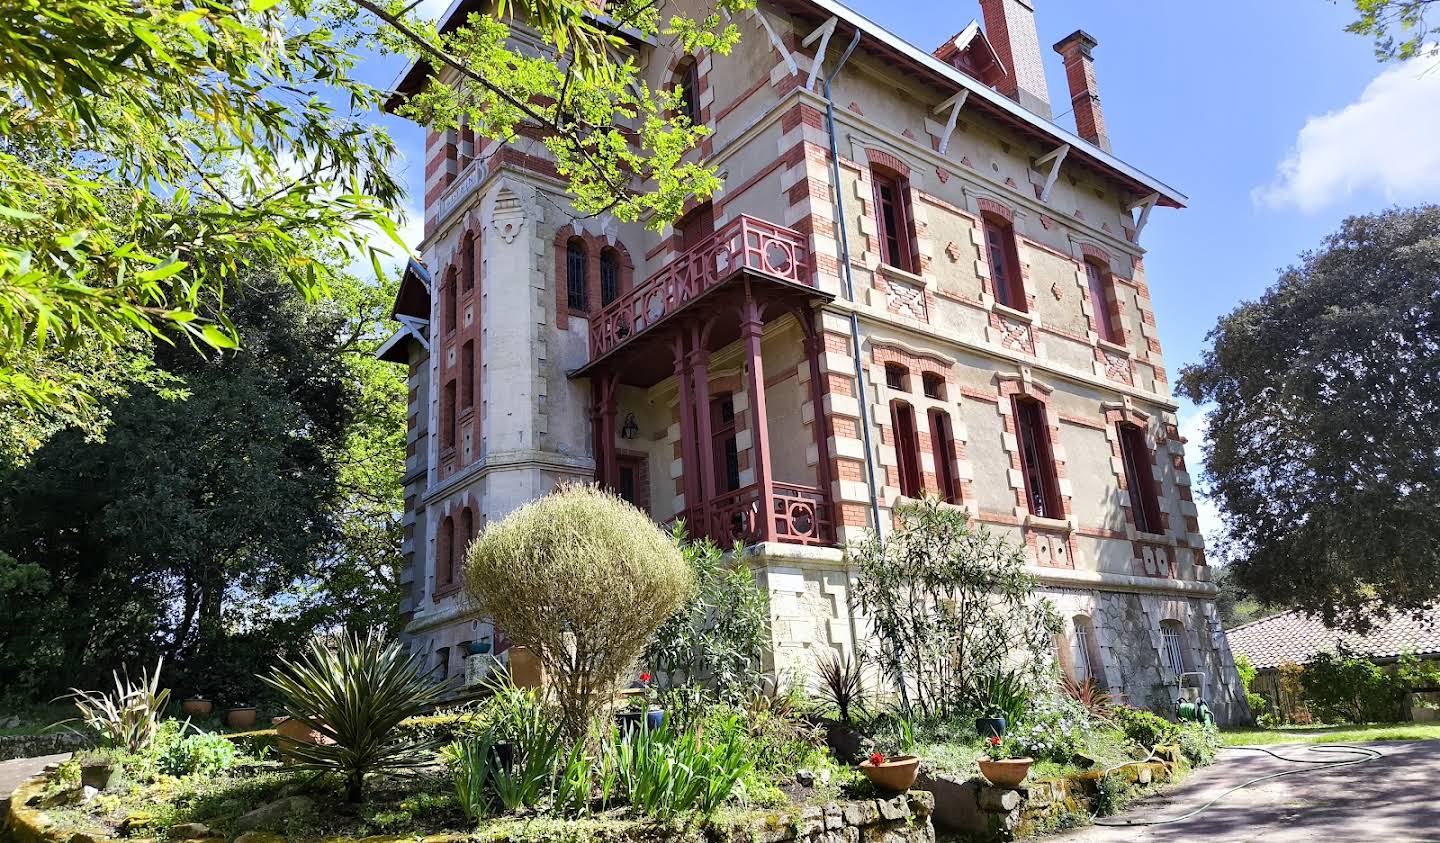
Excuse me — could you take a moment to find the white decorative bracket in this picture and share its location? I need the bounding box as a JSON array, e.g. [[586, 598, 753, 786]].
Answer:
[[931, 90, 969, 155], [1129, 192, 1160, 241], [802, 16, 839, 91], [1035, 143, 1070, 204], [751, 9, 798, 76]]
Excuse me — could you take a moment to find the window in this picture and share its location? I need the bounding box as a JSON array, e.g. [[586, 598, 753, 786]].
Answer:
[[442, 269, 458, 333], [1072, 615, 1103, 684], [1161, 620, 1188, 677], [441, 380, 457, 450], [890, 400, 922, 499], [438, 514, 456, 586], [565, 237, 588, 312], [1118, 423, 1164, 534], [677, 201, 714, 252], [616, 455, 646, 509], [600, 247, 621, 306], [676, 59, 702, 125], [457, 508, 473, 577], [461, 231, 476, 292], [885, 363, 909, 391], [460, 341, 475, 409], [922, 372, 945, 400], [929, 409, 959, 505], [1013, 397, 1061, 518], [435, 647, 451, 682], [1085, 259, 1117, 343], [711, 394, 740, 493], [871, 166, 915, 273], [983, 213, 1025, 311]]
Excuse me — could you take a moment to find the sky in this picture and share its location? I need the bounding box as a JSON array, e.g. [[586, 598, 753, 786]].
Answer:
[[355, 1, 1440, 546]]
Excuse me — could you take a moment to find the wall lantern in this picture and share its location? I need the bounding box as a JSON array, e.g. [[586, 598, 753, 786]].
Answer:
[[620, 413, 640, 440]]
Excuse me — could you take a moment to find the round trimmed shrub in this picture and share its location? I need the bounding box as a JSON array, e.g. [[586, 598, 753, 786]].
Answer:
[[464, 484, 694, 739]]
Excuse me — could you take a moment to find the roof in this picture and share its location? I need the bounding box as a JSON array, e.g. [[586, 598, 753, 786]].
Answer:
[[1227, 607, 1440, 671], [382, 0, 1187, 209]]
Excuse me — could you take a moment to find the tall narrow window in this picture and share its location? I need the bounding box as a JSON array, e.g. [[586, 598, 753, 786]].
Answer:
[[1013, 397, 1061, 518], [442, 269, 458, 333], [438, 514, 456, 586], [928, 409, 959, 505], [461, 231, 476, 292], [441, 380, 457, 450], [1161, 620, 1188, 677], [460, 342, 475, 409], [676, 59, 702, 125], [565, 237, 588, 312], [1085, 259, 1118, 342], [890, 401, 922, 499], [435, 647, 451, 681], [1119, 423, 1164, 534], [457, 508, 473, 579], [710, 394, 740, 493], [600, 247, 620, 306], [983, 213, 1025, 311], [871, 166, 915, 273], [1073, 615, 1103, 684]]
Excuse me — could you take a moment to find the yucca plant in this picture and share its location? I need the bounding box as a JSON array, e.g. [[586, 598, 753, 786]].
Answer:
[[815, 649, 866, 724], [259, 631, 445, 802], [1061, 675, 1114, 717], [64, 658, 169, 754]]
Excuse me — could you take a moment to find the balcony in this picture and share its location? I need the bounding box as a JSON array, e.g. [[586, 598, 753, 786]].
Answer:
[[684, 481, 835, 548], [577, 215, 819, 385]]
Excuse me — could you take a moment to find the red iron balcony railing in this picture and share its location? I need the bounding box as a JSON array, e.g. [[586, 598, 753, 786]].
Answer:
[[589, 215, 811, 359]]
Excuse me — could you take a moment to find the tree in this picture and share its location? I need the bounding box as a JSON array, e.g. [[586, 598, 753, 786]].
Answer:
[[1344, 0, 1439, 62], [850, 498, 1059, 719], [1179, 206, 1440, 631], [465, 485, 694, 739]]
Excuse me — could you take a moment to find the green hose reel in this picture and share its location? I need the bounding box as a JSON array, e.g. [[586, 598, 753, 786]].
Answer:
[[1175, 699, 1214, 726]]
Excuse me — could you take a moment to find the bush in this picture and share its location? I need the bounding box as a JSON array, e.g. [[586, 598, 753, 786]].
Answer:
[[63, 658, 169, 754], [154, 722, 239, 777], [610, 715, 753, 816], [466, 485, 694, 740], [1300, 650, 1404, 723], [1177, 722, 1220, 766], [259, 630, 446, 802], [1005, 695, 1089, 764], [1110, 706, 1178, 750]]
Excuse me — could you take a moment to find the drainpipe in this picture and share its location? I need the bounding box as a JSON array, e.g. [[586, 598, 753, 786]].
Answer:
[[821, 30, 883, 537]]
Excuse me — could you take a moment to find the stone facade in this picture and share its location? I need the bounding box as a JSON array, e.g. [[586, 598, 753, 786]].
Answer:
[[379, 0, 1250, 722]]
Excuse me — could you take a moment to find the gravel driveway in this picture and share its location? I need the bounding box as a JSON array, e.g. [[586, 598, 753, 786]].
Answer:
[[1053, 740, 1440, 842]]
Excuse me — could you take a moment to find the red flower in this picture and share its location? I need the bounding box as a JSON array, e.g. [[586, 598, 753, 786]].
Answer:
[[869, 751, 885, 766], [639, 671, 652, 683], [989, 734, 1002, 747]]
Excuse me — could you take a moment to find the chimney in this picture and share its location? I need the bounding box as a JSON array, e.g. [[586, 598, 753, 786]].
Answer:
[[1053, 30, 1110, 151], [978, 0, 1051, 118]]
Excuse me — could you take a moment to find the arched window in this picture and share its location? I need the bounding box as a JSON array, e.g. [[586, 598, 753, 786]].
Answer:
[[1072, 615, 1105, 684], [1084, 258, 1117, 342], [457, 508, 473, 578], [921, 372, 945, 400], [884, 363, 909, 391], [1160, 619, 1189, 677], [983, 212, 1025, 311], [440, 379, 457, 450], [1118, 422, 1164, 534], [600, 246, 621, 306], [889, 400, 922, 499], [461, 231, 476, 292], [1012, 396, 1061, 518], [675, 58, 701, 125], [438, 514, 456, 587], [928, 408, 959, 505], [871, 164, 916, 273], [565, 237, 588, 312], [442, 268, 458, 333]]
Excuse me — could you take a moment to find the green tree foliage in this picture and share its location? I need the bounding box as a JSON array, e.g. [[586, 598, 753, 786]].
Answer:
[[850, 498, 1060, 718], [465, 485, 694, 740], [1345, 0, 1439, 61], [1299, 650, 1440, 723], [1179, 206, 1440, 630], [0, 255, 406, 701], [643, 529, 768, 703]]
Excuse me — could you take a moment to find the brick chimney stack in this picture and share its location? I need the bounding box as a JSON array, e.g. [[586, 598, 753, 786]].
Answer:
[[1053, 30, 1110, 151], [978, 0, 1051, 118]]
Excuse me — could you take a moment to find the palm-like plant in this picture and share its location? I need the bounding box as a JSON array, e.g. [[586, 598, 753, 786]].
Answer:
[[63, 658, 169, 754], [259, 631, 446, 802], [814, 649, 866, 724], [1061, 675, 1114, 717]]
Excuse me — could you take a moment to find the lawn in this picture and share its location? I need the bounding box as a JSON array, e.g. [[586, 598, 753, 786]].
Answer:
[[1220, 722, 1440, 746]]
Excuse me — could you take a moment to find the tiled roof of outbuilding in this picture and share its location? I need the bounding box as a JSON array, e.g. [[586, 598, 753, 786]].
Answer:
[[1227, 607, 1440, 671]]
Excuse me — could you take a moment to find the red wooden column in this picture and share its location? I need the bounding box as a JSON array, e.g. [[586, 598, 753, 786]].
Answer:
[[739, 283, 775, 542], [671, 332, 698, 526], [689, 321, 718, 539], [599, 373, 620, 490], [589, 380, 605, 486], [800, 308, 834, 520]]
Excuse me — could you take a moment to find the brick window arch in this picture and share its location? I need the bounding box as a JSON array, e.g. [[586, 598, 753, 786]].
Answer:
[[565, 236, 588, 312], [982, 211, 1025, 311]]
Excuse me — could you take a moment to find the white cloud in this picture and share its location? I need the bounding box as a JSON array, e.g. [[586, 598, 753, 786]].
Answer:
[[1176, 407, 1225, 550], [1254, 49, 1440, 213]]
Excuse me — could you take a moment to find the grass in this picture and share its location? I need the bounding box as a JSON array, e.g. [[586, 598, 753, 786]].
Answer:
[[1220, 721, 1440, 746]]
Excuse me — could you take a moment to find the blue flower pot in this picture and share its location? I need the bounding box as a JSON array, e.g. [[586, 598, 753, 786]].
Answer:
[[975, 715, 1007, 738], [466, 640, 492, 656], [616, 709, 665, 736], [646, 709, 665, 731]]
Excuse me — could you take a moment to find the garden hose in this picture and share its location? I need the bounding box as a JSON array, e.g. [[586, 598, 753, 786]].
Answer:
[[1090, 743, 1383, 827]]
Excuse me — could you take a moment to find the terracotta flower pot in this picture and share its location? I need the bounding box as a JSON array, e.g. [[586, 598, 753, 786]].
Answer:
[[978, 756, 1034, 788], [80, 761, 118, 791], [272, 716, 332, 762], [225, 707, 258, 729], [181, 698, 214, 717], [860, 754, 921, 792]]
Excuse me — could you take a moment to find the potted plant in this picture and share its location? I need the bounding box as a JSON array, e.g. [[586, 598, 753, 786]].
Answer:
[[615, 671, 664, 733], [859, 750, 920, 792], [977, 733, 1033, 789], [181, 697, 214, 717], [77, 752, 120, 791], [971, 670, 1028, 738], [465, 637, 492, 656], [224, 705, 258, 729]]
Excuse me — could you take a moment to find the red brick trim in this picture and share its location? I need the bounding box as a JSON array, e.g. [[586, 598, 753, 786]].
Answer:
[[553, 227, 633, 330], [1079, 242, 1113, 265], [865, 148, 911, 178], [975, 196, 1014, 223]]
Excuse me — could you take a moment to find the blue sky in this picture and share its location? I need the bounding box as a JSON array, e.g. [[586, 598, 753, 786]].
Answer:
[[358, 1, 1440, 541]]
